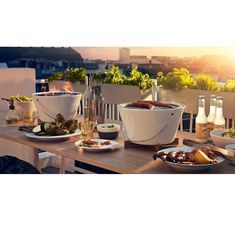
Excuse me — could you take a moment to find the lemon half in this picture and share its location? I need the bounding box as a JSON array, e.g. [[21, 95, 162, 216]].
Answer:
[[194, 150, 211, 164]]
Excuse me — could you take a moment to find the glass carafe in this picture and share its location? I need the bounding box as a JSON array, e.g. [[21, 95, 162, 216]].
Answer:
[[81, 75, 96, 139], [92, 85, 105, 125]]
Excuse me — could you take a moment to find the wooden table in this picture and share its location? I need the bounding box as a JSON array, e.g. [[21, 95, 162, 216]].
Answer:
[[0, 124, 235, 174]]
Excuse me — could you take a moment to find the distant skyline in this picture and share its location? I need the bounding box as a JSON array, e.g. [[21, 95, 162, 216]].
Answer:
[[75, 47, 235, 60]]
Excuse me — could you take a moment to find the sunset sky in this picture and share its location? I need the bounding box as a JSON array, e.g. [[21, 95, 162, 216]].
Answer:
[[75, 47, 235, 60]]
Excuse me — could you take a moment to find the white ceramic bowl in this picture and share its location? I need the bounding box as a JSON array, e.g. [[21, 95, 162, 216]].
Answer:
[[32, 91, 82, 122], [118, 102, 184, 145], [210, 129, 235, 148]]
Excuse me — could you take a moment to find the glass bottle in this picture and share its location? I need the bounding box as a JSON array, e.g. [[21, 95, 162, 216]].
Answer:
[[207, 95, 216, 139], [6, 100, 19, 124], [195, 95, 208, 143], [81, 75, 94, 139], [92, 85, 105, 125], [213, 96, 225, 130], [83, 76, 91, 120]]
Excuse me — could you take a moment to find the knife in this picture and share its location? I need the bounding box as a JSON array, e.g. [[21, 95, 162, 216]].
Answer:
[[183, 139, 235, 165]]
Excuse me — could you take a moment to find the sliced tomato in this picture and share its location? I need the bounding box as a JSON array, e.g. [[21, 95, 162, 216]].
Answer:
[[101, 141, 111, 145]]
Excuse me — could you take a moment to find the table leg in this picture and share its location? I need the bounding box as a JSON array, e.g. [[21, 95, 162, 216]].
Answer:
[[33, 148, 41, 172], [59, 156, 66, 174]]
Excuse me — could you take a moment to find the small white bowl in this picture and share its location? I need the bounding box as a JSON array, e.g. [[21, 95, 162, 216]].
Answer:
[[210, 129, 235, 148], [97, 123, 120, 140], [97, 123, 120, 132]]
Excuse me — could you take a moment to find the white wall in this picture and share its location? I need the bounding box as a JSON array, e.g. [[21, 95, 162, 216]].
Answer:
[[0, 68, 36, 111]]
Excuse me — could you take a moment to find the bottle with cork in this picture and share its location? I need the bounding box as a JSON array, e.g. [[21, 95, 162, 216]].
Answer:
[[213, 96, 225, 130], [195, 95, 208, 143], [207, 95, 216, 140]]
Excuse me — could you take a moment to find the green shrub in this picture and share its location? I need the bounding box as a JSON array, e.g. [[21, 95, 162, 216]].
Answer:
[[157, 68, 220, 91], [94, 66, 155, 91], [223, 79, 235, 92], [47, 67, 86, 84], [192, 74, 218, 91], [94, 66, 124, 85], [47, 71, 64, 82], [157, 68, 194, 91]]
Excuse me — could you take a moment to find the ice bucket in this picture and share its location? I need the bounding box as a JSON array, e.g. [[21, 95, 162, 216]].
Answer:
[[32, 91, 82, 122], [15, 100, 36, 120], [118, 102, 184, 145]]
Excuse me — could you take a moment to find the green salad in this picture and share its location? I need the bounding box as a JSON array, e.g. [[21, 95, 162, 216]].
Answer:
[[222, 129, 235, 138], [32, 113, 78, 136], [10, 95, 32, 102]]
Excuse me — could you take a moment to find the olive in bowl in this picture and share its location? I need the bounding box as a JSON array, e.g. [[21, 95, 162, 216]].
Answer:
[[97, 123, 120, 140]]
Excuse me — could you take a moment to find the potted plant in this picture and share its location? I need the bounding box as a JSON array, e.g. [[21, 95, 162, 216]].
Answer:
[[157, 68, 235, 119], [94, 66, 156, 103], [47, 67, 87, 93]]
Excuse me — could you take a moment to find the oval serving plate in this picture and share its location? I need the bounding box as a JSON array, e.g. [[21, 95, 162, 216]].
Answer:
[[157, 146, 224, 173], [25, 129, 81, 141]]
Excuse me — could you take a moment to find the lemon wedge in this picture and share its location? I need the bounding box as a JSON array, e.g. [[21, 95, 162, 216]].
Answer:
[[194, 150, 211, 164]]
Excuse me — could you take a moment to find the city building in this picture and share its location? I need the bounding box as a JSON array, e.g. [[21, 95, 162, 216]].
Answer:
[[119, 48, 130, 63], [130, 55, 149, 64], [82, 59, 106, 75], [151, 56, 171, 64], [0, 47, 83, 78]]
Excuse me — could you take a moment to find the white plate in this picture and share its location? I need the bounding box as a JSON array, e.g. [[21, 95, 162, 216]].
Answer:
[[157, 146, 224, 173], [25, 129, 81, 141], [225, 144, 235, 154], [75, 139, 120, 152]]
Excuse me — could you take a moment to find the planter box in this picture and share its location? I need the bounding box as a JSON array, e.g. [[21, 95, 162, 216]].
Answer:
[[49, 80, 86, 94], [49, 81, 155, 104], [158, 87, 235, 120], [100, 84, 154, 104]]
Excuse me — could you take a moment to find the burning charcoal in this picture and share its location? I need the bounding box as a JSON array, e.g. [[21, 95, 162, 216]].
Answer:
[[128, 101, 175, 110]]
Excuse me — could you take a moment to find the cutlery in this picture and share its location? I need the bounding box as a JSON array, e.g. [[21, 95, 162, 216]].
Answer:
[[183, 139, 235, 165]]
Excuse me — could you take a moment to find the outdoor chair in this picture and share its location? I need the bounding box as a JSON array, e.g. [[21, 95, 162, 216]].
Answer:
[[0, 155, 40, 174], [0, 68, 52, 171]]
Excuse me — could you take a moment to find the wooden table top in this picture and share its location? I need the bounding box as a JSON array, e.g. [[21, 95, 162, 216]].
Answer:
[[0, 123, 235, 174]]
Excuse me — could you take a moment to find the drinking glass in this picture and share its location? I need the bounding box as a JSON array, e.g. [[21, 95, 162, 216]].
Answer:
[[22, 111, 36, 126], [80, 120, 94, 140]]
